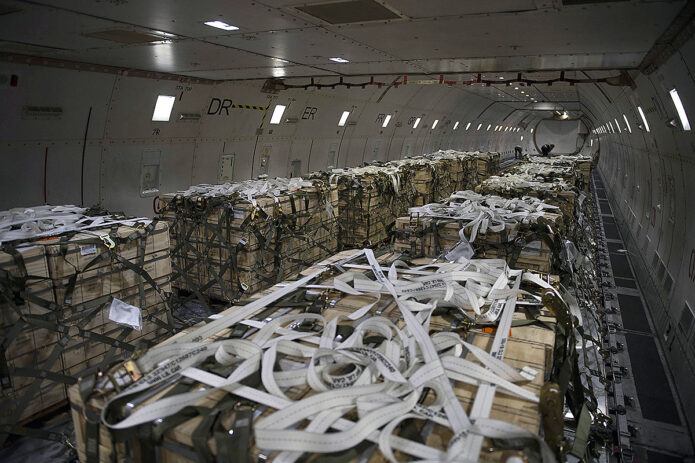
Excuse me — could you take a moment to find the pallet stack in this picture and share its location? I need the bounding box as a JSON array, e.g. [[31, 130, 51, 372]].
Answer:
[[525, 155, 593, 191], [476, 174, 578, 221], [0, 208, 173, 427], [394, 191, 563, 272], [160, 178, 339, 301], [69, 250, 560, 463], [475, 151, 501, 181]]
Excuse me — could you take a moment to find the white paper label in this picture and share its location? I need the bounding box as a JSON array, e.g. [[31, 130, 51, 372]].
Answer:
[[109, 298, 142, 331], [233, 208, 245, 219], [80, 244, 97, 256]]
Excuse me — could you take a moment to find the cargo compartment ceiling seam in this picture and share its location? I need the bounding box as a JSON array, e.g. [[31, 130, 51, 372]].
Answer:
[[0, 0, 686, 78]]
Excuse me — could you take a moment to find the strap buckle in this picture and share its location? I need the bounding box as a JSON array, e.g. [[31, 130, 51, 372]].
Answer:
[[100, 234, 116, 249]]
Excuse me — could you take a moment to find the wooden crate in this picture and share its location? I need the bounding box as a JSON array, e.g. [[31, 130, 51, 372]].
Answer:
[[69, 251, 558, 463]]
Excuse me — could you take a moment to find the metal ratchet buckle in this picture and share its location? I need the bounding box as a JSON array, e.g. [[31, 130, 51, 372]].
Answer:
[[123, 360, 143, 382], [100, 234, 116, 249]]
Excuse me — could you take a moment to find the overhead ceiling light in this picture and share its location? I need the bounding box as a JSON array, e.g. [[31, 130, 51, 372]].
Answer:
[[413, 117, 421, 128], [499, 76, 504, 80], [614, 118, 622, 133], [338, 110, 350, 127], [494, 125, 500, 131], [270, 104, 286, 124], [623, 114, 632, 133], [514, 87, 519, 90], [486, 124, 491, 131], [152, 95, 175, 121], [204, 20, 239, 31], [591, 139, 593, 147], [608, 121, 614, 133], [520, 135, 524, 141], [330, 57, 349, 63], [669, 88, 691, 131], [520, 91, 525, 94], [274, 58, 290, 63], [382, 114, 392, 128], [477, 123, 482, 131], [637, 106, 650, 132], [431, 119, 439, 129], [465, 122, 471, 130]]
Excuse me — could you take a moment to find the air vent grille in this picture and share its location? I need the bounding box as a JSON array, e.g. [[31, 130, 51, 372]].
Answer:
[[296, 0, 400, 24]]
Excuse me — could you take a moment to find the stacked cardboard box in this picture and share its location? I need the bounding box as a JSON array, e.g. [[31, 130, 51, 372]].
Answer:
[[0, 210, 172, 425], [160, 178, 339, 301], [394, 191, 562, 272], [475, 151, 501, 181]]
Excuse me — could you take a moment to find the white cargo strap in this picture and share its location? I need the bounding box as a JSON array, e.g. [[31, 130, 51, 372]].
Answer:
[[100, 249, 552, 462]]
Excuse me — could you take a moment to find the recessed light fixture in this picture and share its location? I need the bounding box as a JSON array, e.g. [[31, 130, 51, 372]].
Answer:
[[591, 139, 593, 147], [530, 128, 534, 133], [431, 119, 439, 129], [495, 125, 500, 131], [477, 123, 482, 130], [608, 121, 614, 133], [514, 87, 519, 90], [623, 114, 632, 133], [274, 58, 290, 63], [413, 117, 421, 128], [486, 124, 491, 131], [204, 20, 239, 31], [637, 106, 650, 132], [330, 57, 349, 63], [614, 118, 622, 133], [270, 104, 286, 124], [520, 91, 525, 94], [453, 121, 460, 130], [152, 95, 176, 121], [338, 111, 350, 127], [382, 114, 392, 128], [520, 135, 524, 141], [465, 122, 471, 130], [669, 88, 691, 131], [499, 76, 504, 80]]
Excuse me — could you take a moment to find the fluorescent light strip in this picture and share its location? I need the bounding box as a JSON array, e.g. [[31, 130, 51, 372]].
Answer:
[[382, 114, 392, 128], [670, 88, 691, 131], [453, 121, 460, 130], [204, 20, 239, 31], [431, 119, 438, 129], [152, 95, 176, 121], [637, 106, 650, 132], [614, 118, 621, 133], [330, 57, 349, 63], [465, 122, 471, 130], [338, 111, 350, 127], [608, 121, 614, 133], [486, 124, 491, 131], [413, 117, 421, 128], [623, 114, 632, 133], [477, 123, 482, 130], [270, 104, 286, 124]]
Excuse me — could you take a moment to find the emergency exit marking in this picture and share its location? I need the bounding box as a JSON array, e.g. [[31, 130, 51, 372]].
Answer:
[[302, 107, 318, 120]]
